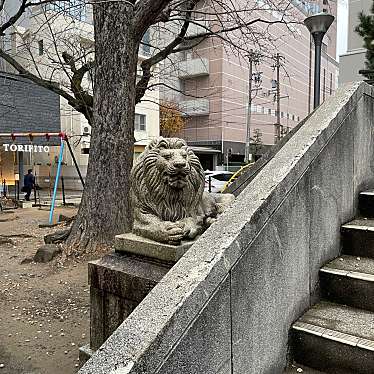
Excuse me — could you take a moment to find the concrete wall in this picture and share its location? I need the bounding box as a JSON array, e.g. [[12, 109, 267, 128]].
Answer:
[[340, 50, 366, 84], [80, 82, 374, 374]]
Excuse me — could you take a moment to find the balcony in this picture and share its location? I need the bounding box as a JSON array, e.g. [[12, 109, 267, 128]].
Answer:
[[179, 99, 209, 116], [186, 20, 209, 37], [178, 58, 209, 79]]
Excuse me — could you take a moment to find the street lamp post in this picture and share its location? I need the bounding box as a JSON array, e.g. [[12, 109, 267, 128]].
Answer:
[[304, 13, 334, 109]]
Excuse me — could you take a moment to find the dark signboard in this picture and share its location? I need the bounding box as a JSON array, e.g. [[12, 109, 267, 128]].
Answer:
[[0, 72, 61, 145]]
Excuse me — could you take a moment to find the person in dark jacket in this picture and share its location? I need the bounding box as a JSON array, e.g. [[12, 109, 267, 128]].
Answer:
[[23, 169, 35, 201]]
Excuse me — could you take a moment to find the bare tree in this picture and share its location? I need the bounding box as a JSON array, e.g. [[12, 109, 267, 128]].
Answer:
[[0, 0, 303, 252]]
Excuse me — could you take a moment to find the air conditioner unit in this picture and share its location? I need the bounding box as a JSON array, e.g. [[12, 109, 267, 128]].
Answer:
[[82, 125, 91, 136], [81, 125, 91, 149]]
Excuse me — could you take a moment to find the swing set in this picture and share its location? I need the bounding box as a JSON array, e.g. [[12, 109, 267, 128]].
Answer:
[[0, 131, 85, 224]]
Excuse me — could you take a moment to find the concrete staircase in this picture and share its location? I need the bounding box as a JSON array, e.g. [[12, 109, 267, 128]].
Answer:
[[288, 190, 374, 373]]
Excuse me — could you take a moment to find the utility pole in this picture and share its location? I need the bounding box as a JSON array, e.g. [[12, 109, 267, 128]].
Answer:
[[273, 53, 283, 144], [244, 51, 260, 163]]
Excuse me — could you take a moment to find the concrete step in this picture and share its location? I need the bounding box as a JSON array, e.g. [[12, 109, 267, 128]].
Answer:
[[285, 364, 327, 373], [359, 190, 374, 218], [341, 219, 374, 258], [286, 365, 360, 374], [320, 255, 374, 312], [291, 301, 374, 374]]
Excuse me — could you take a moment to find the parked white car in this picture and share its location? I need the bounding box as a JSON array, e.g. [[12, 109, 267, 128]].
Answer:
[[204, 171, 234, 193]]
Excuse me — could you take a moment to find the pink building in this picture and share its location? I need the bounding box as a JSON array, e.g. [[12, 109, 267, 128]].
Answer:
[[168, 0, 338, 169]]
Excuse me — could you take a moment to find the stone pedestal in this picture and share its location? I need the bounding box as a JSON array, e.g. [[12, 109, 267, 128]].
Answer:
[[115, 233, 193, 262], [79, 234, 193, 367]]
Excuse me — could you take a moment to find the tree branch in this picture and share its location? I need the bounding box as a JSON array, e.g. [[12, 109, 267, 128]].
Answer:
[[181, 17, 300, 43], [0, 0, 27, 35], [26, 0, 68, 7], [145, 82, 211, 100], [134, 0, 173, 35], [62, 51, 94, 110], [0, 0, 66, 34], [135, 0, 199, 103], [0, 48, 93, 122]]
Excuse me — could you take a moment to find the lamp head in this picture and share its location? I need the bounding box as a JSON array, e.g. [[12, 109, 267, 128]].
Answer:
[[304, 13, 334, 35]]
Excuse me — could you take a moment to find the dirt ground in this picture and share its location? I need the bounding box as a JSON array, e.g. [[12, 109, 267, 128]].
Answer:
[[0, 206, 100, 374]]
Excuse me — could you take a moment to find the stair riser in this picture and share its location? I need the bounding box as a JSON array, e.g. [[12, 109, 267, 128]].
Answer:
[[320, 272, 374, 312], [342, 229, 374, 258], [293, 331, 374, 374], [359, 194, 374, 218]]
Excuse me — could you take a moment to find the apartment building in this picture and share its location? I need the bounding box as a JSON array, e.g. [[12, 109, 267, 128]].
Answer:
[[0, 1, 159, 188], [161, 0, 338, 169], [340, 0, 369, 83]]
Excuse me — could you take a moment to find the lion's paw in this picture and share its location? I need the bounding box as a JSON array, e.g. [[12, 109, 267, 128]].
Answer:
[[159, 221, 185, 244]]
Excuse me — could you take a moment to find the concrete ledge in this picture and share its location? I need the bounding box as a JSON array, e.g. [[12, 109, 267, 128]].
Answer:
[[79, 82, 374, 374], [115, 233, 193, 263], [79, 344, 93, 368]]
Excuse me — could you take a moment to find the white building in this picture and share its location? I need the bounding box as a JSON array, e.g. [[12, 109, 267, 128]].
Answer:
[[0, 1, 159, 189]]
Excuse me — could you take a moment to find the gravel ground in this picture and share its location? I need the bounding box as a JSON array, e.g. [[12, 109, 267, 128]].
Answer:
[[0, 206, 100, 374]]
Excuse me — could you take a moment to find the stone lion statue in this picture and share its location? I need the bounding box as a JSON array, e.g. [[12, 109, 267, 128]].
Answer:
[[131, 137, 234, 245]]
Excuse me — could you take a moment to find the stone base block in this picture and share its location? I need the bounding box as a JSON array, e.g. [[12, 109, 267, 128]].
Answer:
[[115, 233, 193, 262], [18, 201, 33, 208], [79, 344, 93, 368], [88, 252, 171, 350]]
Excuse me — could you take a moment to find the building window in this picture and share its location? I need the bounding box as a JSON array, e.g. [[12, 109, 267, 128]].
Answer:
[[297, 116, 300, 122], [135, 114, 146, 131], [323, 68, 326, 101], [330, 73, 333, 95], [292, 114, 295, 121], [48, 0, 86, 21], [38, 40, 44, 56], [287, 113, 289, 119], [281, 111, 284, 118], [268, 108, 271, 115]]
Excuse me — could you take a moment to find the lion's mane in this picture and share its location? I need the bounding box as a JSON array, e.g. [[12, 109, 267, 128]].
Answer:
[[131, 137, 205, 222]]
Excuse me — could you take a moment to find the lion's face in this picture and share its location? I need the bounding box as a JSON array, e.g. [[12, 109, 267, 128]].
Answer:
[[139, 137, 204, 192], [157, 147, 190, 189]]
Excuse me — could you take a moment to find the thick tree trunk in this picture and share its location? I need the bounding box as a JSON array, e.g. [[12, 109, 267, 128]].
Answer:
[[67, 1, 139, 252]]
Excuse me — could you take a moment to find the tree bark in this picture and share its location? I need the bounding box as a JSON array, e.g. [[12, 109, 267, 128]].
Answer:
[[67, 1, 139, 252]]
